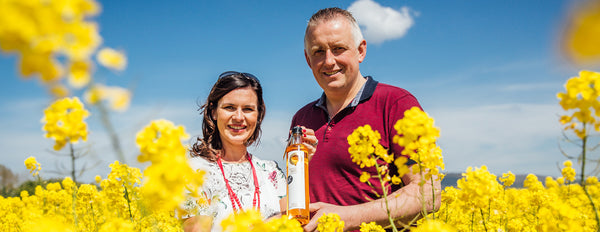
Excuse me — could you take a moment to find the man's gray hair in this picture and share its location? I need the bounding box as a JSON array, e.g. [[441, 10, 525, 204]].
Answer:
[[304, 7, 364, 49]]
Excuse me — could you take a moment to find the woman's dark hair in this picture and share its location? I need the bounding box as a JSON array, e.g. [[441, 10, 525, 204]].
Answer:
[[190, 72, 265, 161]]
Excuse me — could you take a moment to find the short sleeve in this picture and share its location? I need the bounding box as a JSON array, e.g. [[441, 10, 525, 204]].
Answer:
[[177, 157, 216, 219], [265, 160, 287, 199]]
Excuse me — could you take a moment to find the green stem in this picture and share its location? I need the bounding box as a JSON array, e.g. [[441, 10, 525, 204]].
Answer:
[[583, 184, 600, 232], [123, 183, 134, 222], [581, 133, 587, 185], [582, 131, 600, 231], [72, 185, 78, 228], [70, 142, 76, 183], [430, 176, 436, 220], [97, 101, 126, 163], [471, 211, 474, 232], [91, 203, 98, 232], [479, 208, 488, 232], [417, 154, 427, 218], [374, 161, 398, 232]]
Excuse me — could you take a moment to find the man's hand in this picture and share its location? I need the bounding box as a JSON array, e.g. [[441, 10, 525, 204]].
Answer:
[[303, 202, 359, 232]]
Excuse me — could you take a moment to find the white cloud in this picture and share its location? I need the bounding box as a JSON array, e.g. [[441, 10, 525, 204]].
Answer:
[[429, 103, 571, 176], [348, 0, 414, 44]]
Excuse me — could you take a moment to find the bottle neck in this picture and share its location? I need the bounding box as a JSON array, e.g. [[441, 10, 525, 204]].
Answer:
[[290, 132, 303, 145]]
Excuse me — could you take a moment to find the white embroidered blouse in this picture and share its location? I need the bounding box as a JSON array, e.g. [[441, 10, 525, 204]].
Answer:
[[180, 154, 286, 232]]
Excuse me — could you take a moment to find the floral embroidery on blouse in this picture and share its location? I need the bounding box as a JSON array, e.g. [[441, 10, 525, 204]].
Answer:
[[180, 154, 286, 232]]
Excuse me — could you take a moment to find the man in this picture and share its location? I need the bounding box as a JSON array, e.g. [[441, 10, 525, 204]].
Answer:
[[290, 7, 441, 231]]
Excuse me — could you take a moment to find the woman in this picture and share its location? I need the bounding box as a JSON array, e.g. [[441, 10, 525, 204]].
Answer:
[[181, 71, 317, 232]]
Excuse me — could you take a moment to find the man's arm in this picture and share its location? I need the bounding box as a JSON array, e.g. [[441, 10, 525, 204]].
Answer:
[[303, 167, 442, 231]]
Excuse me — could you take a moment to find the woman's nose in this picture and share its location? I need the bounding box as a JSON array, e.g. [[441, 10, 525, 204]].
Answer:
[[232, 109, 243, 120]]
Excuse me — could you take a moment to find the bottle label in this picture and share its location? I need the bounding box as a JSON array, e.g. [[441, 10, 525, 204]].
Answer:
[[287, 150, 306, 210]]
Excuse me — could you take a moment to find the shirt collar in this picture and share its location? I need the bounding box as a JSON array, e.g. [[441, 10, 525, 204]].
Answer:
[[315, 76, 378, 109]]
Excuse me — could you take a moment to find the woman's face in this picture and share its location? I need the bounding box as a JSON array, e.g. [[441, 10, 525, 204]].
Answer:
[[214, 87, 259, 149]]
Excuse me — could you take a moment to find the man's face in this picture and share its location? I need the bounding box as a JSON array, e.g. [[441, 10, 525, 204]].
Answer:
[[304, 17, 366, 96]]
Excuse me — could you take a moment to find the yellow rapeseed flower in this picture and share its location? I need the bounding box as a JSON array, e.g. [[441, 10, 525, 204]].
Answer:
[[456, 166, 501, 210], [220, 209, 265, 232], [412, 220, 456, 232], [393, 107, 444, 181], [561, 160, 577, 183], [84, 84, 132, 111], [359, 222, 385, 232], [499, 171, 515, 188], [557, 70, 600, 139], [96, 47, 127, 71], [41, 97, 90, 150], [67, 59, 92, 88], [24, 156, 41, 177], [136, 119, 204, 212], [347, 125, 381, 168], [562, 0, 600, 65], [316, 213, 345, 232], [359, 172, 371, 183]]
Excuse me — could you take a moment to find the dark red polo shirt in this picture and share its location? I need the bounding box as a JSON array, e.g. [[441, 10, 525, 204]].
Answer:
[[290, 76, 421, 206]]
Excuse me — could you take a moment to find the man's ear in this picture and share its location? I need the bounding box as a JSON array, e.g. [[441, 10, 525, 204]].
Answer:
[[357, 40, 367, 63], [304, 50, 312, 69]]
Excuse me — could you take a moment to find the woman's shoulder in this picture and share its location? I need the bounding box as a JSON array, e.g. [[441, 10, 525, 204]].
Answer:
[[250, 155, 283, 173], [188, 155, 216, 171]]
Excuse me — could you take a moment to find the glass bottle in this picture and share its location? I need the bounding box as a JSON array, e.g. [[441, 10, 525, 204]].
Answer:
[[285, 126, 310, 225]]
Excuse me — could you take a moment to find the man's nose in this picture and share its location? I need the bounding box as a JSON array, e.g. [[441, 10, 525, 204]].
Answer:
[[324, 50, 336, 66]]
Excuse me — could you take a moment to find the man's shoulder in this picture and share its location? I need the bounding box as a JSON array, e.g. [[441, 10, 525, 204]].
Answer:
[[375, 82, 411, 93], [293, 99, 320, 117], [373, 82, 415, 99]]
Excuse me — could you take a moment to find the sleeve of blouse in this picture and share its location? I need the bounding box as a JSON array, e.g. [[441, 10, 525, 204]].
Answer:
[[268, 160, 287, 198], [177, 157, 214, 219]]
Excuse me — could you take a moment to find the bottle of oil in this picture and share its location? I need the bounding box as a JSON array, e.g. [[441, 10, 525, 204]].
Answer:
[[285, 126, 310, 225]]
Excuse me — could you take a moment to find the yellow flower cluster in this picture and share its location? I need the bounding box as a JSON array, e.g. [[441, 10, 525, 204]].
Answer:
[[393, 107, 444, 181], [24, 156, 41, 177], [96, 48, 127, 71], [219, 209, 302, 232], [316, 213, 345, 232], [1, 0, 131, 105], [412, 220, 456, 232], [348, 125, 391, 168], [557, 70, 600, 139], [359, 221, 385, 232], [433, 162, 599, 231], [0, 0, 101, 92], [562, 160, 577, 183], [1, 160, 183, 231], [347, 125, 402, 185], [135, 119, 205, 212], [562, 0, 600, 65], [84, 84, 132, 111], [456, 166, 501, 210], [499, 171, 515, 188], [41, 97, 90, 150]]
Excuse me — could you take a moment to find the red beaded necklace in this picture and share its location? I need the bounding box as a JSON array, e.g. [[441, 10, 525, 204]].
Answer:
[[216, 153, 260, 212]]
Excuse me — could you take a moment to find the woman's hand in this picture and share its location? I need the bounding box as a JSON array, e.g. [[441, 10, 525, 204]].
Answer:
[[182, 215, 213, 232], [299, 126, 318, 161]]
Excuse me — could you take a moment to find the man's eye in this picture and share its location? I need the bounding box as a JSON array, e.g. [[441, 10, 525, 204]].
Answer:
[[333, 47, 345, 52]]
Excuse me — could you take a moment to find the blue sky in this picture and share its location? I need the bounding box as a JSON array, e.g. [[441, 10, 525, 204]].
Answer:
[[0, 0, 593, 183]]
